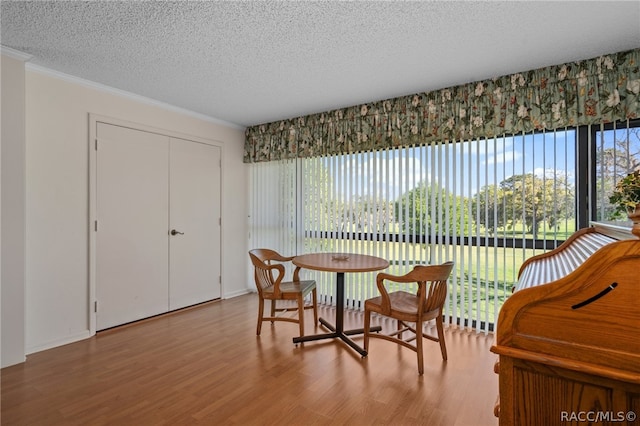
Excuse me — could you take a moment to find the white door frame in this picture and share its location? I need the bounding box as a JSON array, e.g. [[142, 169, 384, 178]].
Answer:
[[88, 113, 224, 335]]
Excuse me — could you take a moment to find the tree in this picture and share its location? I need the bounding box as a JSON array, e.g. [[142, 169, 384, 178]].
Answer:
[[303, 161, 339, 232], [347, 196, 393, 233], [394, 181, 471, 236], [303, 162, 394, 235], [482, 172, 574, 239], [595, 127, 640, 220], [472, 184, 505, 234]]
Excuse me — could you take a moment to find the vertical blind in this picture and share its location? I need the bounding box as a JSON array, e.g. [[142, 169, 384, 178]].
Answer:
[[250, 130, 578, 333], [594, 119, 640, 221]]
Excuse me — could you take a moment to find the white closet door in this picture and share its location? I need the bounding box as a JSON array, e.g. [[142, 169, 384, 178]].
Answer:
[[95, 123, 170, 330], [169, 138, 221, 310]]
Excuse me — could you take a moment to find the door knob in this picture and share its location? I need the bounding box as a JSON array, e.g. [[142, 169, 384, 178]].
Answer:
[[170, 229, 184, 236]]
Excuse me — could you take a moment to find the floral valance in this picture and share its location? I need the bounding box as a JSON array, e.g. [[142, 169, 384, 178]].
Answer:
[[244, 48, 640, 163]]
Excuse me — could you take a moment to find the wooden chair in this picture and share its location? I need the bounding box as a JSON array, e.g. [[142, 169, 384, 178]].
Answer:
[[364, 262, 454, 375], [249, 249, 318, 337]]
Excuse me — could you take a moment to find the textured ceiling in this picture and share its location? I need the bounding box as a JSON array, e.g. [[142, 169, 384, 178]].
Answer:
[[2, 1, 639, 129]]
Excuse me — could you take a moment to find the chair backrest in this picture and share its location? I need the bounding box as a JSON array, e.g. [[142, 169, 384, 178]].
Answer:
[[377, 262, 453, 315], [413, 262, 454, 313], [249, 249, 296, 297], [249, 248, 291, 265]]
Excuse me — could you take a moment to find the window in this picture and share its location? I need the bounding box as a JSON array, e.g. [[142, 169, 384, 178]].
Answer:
[[592, 119, 640, 222], [250, 128, 580, 332]]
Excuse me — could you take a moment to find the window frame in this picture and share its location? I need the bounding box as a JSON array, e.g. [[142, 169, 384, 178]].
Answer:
[[586, 119, 640, 224]]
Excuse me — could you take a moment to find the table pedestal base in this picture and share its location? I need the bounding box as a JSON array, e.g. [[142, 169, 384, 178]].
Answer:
[[292, 271, 381, 357], [293, 319, 381, 356]]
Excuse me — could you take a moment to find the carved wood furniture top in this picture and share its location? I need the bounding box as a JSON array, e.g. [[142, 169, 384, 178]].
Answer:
[[494, 238, 640, 379], [515, 222, 638, 292], [491, 224, 640, 425]]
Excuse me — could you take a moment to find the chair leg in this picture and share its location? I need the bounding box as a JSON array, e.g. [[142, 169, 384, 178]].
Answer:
[[311, 288, 318, 325], [257, 297, 264, 335], [270, 300, 276, 323], [363, 309, 371, 352], [436, 314, 448, 361], [416, 321, 424, 375], [297, 294, 305, 337]]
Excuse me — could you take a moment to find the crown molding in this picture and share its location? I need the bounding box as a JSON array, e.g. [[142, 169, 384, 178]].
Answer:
[[24, 62, 245, 131], [1, 45, 33, 61]]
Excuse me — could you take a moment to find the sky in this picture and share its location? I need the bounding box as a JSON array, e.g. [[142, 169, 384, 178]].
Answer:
[[325, 130, 577, 201]]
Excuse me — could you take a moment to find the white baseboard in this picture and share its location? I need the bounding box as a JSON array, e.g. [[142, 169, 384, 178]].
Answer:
[[26, 330, 93, 355], [223, 288, 254, 299]]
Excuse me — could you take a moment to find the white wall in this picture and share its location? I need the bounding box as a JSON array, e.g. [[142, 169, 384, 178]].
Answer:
[[22, 67, 250, 355], [1, 52, 28, 367]]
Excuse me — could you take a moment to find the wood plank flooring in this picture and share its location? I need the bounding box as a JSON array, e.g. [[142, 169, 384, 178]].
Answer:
[[2, 294, 499, 425]]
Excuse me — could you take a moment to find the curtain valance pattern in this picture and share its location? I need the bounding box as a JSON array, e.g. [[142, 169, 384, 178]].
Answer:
[[244, 48, 640, 163]]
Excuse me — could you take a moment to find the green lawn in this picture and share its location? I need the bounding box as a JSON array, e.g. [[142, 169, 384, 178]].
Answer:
[[303, 223, 575, 326]]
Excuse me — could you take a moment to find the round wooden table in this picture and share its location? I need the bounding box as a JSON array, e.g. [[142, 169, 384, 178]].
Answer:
[[292, 253, 389, 356]]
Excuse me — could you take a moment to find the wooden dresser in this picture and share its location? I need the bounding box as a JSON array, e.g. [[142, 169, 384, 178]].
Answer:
[[491, 223, 640, 425]]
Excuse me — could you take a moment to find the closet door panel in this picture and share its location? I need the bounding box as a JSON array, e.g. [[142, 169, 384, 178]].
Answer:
[[169, 138, 222, 310], [96, 123, 169, 330]]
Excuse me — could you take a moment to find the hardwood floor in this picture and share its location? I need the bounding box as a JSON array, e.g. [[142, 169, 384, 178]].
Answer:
[[2, 294, 499, 425]]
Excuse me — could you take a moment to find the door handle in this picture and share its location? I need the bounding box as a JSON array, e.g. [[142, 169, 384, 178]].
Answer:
[[170, 229, 184, 236]]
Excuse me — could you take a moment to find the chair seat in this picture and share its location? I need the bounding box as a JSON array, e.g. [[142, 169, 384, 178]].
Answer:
[[365, 290, 422, 317], [262, 279, 316, 299]]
